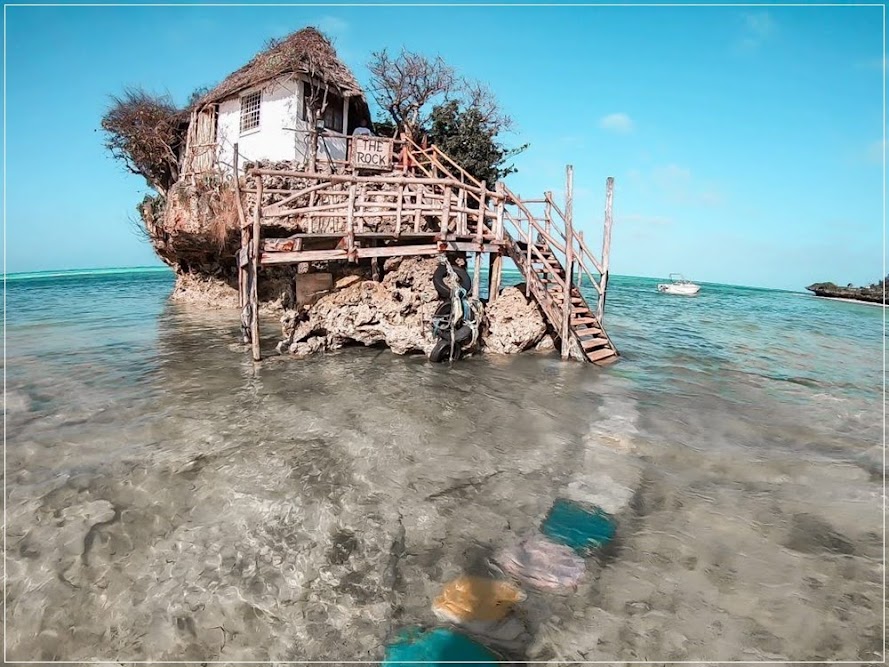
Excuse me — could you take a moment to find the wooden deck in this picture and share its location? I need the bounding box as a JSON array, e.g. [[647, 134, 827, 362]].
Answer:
[[235, 138, 618, 365]]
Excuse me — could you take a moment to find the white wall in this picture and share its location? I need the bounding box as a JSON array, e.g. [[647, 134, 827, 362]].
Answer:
[[215, 74, 351, 173]]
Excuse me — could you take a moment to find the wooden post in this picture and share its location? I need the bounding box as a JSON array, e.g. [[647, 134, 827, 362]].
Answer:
[[488, 252, 502, 303], [473, 182, 485, 298], [494, 182, 505, 241], [346, 182, 357, 261], [525, 214, 533, 298], [395, 183, 404, 237], [414, 187, 423, 233], [356, 183, 365, 233], [476, 181, 487, 239], [598, 177, 614, 324], [441, 186, 452, 237], [561, 165, 574, 360], [233, 143, 245, 310], [544, 192, 552, 237], [577, 230, 585, 290], [250, 175, 263, 361]]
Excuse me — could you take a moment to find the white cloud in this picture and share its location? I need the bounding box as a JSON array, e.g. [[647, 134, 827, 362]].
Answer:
[[737, 11, 776, 51], [598, 112, 634, 134]]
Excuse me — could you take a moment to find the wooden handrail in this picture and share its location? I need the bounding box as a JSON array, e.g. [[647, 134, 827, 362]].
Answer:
[[501, 209, 566, 290]]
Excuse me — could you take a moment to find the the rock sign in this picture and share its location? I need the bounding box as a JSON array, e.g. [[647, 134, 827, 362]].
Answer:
[[351, 136, 393, 171]]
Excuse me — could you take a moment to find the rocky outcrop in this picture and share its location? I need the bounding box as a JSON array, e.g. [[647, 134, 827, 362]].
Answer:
[[806, 278, 887, 304], [278, 257, 550, 358], [137, 166, 555, 358], [482, 285, 547, 354]]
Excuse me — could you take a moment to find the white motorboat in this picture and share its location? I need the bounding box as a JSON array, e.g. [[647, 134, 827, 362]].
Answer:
[[657, 274, 701, 295]]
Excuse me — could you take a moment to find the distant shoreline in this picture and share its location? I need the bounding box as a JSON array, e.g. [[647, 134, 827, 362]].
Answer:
[[813, 295, 887, 308]]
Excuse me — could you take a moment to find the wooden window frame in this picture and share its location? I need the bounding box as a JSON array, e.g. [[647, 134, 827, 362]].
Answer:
[[240, 90, 262, 135]]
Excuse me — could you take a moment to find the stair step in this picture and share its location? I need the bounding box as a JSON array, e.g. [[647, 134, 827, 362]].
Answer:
[[585, 347, 618, 363], [576, 326, 604, 336], [572, 317, 598, 325], [580, 337, 610, 350]]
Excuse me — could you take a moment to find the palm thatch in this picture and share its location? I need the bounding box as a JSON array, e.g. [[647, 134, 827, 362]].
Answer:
[[197, 27, 364, 106]]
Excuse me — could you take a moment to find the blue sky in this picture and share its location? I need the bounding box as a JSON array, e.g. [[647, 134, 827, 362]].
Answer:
[[4, 3, 885, 290]]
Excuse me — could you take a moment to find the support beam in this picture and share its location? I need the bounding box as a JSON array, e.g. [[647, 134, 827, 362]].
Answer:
[[233, 143, 247, 311], [441, 186, 452, 236], [561, 165, 574, 360], [474, 181, 485, 298], [250, 176, 263, 361], [598, 176, 614, 324], [488, 252, 503, 303], [261, 241, 503, 266], [494, 182, 505, 240]]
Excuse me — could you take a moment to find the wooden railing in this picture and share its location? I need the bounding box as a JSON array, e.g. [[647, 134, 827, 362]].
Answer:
[[238, 138, 615, 361]]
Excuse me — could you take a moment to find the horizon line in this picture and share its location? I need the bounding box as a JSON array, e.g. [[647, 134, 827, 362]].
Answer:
[[3, 264, 808, 293]]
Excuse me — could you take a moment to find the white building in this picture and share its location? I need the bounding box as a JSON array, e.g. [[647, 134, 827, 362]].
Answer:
[[181, 27, 371, 175]]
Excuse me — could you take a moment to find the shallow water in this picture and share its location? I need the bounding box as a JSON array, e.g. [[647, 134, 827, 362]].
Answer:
[[4, 268, 884, 662]]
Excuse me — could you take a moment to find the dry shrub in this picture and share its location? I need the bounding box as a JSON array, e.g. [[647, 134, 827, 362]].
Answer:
[[101, 88, 185, 196]]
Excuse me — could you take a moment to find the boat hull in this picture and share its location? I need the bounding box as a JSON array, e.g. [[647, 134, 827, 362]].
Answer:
[[657, 283, 700, 295]]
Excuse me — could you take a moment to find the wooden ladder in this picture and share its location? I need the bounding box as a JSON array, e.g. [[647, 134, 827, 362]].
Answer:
[[507, 237, 618, 364]]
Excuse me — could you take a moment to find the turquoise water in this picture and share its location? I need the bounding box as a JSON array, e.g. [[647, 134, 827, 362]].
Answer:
[[4, 267, 884, 661]]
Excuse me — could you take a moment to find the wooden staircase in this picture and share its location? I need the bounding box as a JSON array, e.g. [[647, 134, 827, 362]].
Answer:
[[402, 139, 619, 364], [507, 239, 617, 364]]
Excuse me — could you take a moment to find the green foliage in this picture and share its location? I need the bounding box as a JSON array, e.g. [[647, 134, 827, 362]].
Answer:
[[371, 117, 398, 139], [426, 100, 528, 185]]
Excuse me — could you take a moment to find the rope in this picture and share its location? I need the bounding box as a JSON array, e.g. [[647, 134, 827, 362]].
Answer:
[[437, 255, 484, 363]]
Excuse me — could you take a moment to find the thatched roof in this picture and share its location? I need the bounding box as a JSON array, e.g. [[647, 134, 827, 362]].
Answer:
[[198, 27, 364, 106]]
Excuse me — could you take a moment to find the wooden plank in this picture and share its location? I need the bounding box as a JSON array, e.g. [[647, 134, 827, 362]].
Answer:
[[346, 182, 356, 261], [442, 186, 452, 236], [494, 182, 505, 240], [395, 183, 404, 236], [476, 182, 486, 242], [414, 188, 423, 233], [263, 181, 333, 215], [586, 347, 618, 363], [580, 337, 610, 349], [250, 176, 263, 361], [560, 165, 574, 360], [488, 252, 503, 303], [357, 182, 366, 233], [598, 176, 614, 324], [233, 143, 247, 309], [261, 241, 501, 265], [249, 169, 487, 195], [262, 249, 349, 264]]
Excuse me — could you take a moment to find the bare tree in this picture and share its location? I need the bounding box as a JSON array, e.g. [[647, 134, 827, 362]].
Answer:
[[368, 48, 457, 139], [101, 88, 183, 196], [462, 80, 514, 132]]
